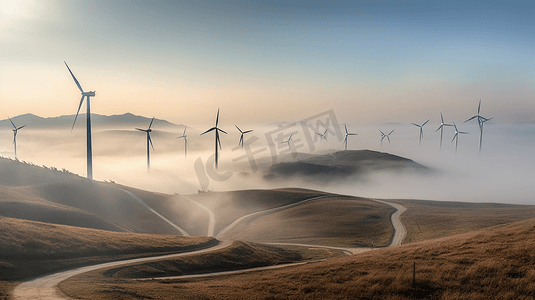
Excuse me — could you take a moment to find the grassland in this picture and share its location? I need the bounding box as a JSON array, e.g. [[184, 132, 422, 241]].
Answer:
[[60, 217, 535, 299], [0, 216, 216, 282], [223, 196, 394, 247], [391, 199, 535, 244], [187, 188, 330, 234]]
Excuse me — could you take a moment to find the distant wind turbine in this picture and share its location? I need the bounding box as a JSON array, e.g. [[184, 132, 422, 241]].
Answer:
[[8, 117, 25, 159], [314, 129, 328, 142], [343, 125, 357, 151], [464, 99, 492, 153], [136, 117, 155, 170], [235, 125, 253, 148], [412, 119, 429, 146], [451, 122, 468, 153], [436, 113, 453, 149], [65, 61, 96, 180], [200, 108, 227, 169], [282, 134, 293, 151], [177, 126, 188, 158], [379, 129, 394, 146]]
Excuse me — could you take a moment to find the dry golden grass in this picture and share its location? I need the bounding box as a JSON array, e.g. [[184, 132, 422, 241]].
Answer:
[[188, 188, 330, 234], [91, 241, 345, 280], [223, 197, 394, 247], [390, 199, 535, 244], [60, 217, 535, 299], [0, 216, 215, 281]]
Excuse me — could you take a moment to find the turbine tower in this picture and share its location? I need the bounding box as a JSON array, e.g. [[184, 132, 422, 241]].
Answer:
[[379, 129, 394, 146], [412, 119, 429, 146], [9, 117, 25, 159], [436, 113, 453, 149], [136, 117, 155, 170], [464, 99, 492, 153], [451, 122, 468, 153], [201, 108, 227, 169], [65, 62, 96, 180], [343, 125, 357, 151], [177, 126, 188, 158], [235, 125, 253, 148]]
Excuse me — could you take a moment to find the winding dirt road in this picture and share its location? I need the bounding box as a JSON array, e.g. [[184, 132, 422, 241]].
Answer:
[[11, 195, 406, 299], [178, 195, 216, 237]]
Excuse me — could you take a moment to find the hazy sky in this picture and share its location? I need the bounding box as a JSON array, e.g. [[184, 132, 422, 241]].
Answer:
[[1, 0, 533, 126]]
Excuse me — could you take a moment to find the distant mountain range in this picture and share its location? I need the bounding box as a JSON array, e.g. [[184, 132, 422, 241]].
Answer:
[[0, 113, 182, 129]]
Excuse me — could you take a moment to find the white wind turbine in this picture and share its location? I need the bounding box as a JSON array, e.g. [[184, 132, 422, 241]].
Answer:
[[8, 117, 25, 159], [177, 126, 188, 158], [235, 125, 253, 148], [379, 129, 394, 146], [343, 125, 357, 150], [451, 122, 468, 153], [201, 108, 227, 169], [65, 61, 96, 180], [412, 119, 429, 146], [464, 99, 492, 153], [436, 113, 453, 149], [136, 117, 155, 170], [282, 134, 293, 150], [314, 129, 328, 142]]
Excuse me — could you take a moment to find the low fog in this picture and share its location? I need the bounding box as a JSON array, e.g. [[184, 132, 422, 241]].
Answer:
[[1, 121, 534, 205]]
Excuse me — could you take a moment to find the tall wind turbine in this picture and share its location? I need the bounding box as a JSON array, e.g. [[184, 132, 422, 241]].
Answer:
[[451, 122, 468, 153], [201, 108, 227, 169], [464, 99, 492, 153], [136, 117, 155, 170], [65, 62, 95, 180], [412, 119, 429, 146], [379, 129, 394, 146], [177, 126, 188, 158], [8, 117, 25, 159], [343, 125, 357, 151], [436, 113, 453, 149], [235, 125, 253, 148]]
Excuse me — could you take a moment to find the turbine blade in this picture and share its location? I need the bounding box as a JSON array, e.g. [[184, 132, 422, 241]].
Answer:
[[243, 130, 253, 134], [64, 61, 84, 93], [217, 128, 227, 134], [387, 135, 391, 143], [422, 119, 429, 126], [200, 127, 216, 135], [235, 125, 243, 133], [148, 117, 154, 129], [215, 108, 220, 126], [345, 124, 348, 134], [8, 117, 16, 129], [464, 116, 477, 123], [17, 125, 26, 130], [412, 123, 419, 127], [135, 128, 145, 132], [452, 133, 458, 142], [148, 134, 154, 150], [217, 135, 222, 150], [440, 113, 444, 123], [436, 125, 443, 132], [71, 95, 85, 131], [183, 126, 187, 135], [478, 99, 481, 114], [388, 129, 395, 135], [379, 129, 385, 135], [349, 133, 358, 136]]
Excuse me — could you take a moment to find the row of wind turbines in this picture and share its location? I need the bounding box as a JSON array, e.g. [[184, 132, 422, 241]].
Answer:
[[5, 62, 492, 180]]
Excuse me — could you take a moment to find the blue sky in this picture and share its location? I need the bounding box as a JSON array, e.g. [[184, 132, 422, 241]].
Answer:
[[1, 0, 533, 125]]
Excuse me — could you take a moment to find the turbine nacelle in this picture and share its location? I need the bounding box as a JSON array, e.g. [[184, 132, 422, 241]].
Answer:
[[82, 91, 96, 97]]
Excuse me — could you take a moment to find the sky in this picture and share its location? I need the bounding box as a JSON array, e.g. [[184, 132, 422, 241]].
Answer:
[[1, 0, 534, 126]]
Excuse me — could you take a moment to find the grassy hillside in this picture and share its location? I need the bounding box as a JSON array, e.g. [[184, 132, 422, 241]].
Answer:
[[187, 188, 330, 234], [222, 196, 394, 247], [391, 199, 535, 244], [0, 216, 216, 281], [61, 217, 535, 299]]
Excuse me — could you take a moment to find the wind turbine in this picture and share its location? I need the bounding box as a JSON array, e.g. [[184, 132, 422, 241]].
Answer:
[[412, 119, 429, 146], [235, 125, 253, 148], [464, 99, 492, 153], [65, 61, 96, 180], [282, 134, 293, 150], [136, 117, 155, 170], [200, 108, 227, 169], [343, 125, 357, 151], [379, 129, 394, 146], [8, 117, 25, 159], [451, 122, 468, 153], [436, 113, 453, 148], [177, 126, 188, 158]]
